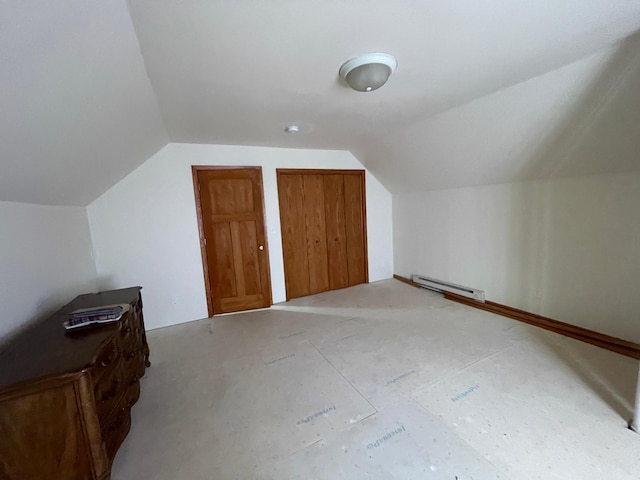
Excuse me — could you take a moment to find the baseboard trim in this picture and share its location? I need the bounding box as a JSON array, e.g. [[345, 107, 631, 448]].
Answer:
[[393, 274, 421, 288], [394, 274, 640, 360]]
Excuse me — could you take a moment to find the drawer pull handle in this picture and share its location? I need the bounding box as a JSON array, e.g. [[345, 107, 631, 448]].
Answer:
[[108, 409, 128, 432], [101, 378, 121, 402], [99, 348, 118, 367], [128, 351, 136, 359]]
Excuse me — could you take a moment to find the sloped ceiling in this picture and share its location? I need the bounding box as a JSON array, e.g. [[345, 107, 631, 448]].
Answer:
[[2, 1, 640, 205], [0, 0, 167, 206]]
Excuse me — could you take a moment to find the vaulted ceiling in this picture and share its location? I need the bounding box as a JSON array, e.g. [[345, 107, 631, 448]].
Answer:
[[2, 0, 640, 206]]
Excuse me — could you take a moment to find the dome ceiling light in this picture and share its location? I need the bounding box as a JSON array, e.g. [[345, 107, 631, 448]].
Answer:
[[339, 52, 397, 92]]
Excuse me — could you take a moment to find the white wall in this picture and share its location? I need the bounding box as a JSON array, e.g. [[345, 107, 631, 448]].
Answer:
[[393, 172, 640, 343], [0, 202, 98, 341], [87, 143, 393, 330]]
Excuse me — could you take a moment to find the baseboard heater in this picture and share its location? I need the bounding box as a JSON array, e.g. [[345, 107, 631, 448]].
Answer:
[[411, 274, 485, 302]]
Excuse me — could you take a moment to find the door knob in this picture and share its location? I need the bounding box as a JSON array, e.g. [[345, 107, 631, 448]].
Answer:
[[259, 245, 264, 251]]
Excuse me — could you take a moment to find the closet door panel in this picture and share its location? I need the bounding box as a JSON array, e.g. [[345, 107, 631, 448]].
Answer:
[[278, 174, 310, 299], [344, 174, 367, 286], [303, 175, 330, 294], [323, 175, 349, 290]]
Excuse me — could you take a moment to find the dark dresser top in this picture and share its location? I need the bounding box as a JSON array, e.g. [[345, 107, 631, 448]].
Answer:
[[0, 287, 141, 391]]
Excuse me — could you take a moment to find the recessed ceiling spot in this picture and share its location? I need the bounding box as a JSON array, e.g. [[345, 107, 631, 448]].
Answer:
[[339, 52, 397, 92], [284, 125, 300, 133]]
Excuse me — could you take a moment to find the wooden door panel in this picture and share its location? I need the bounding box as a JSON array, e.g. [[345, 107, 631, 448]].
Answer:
[[196, 168, 272, 315], [278, 174, 311, 299], [229, 222, 248, 297], [209, 222, 237, 301], [323, 175, 349, 290], [303, 175, 330, 294], [221, 294, 264, 312], [237, 220, 262, 296], [210, 178, 254, 214], [343, 174, 367, 286]]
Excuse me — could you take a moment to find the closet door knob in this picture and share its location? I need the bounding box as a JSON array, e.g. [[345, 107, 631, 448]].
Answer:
[[259, 245, 264, 251]]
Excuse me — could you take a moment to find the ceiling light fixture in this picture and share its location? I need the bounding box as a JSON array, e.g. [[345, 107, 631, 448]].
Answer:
[[339, 52, 397, 92], [284, 125, 300, 133]]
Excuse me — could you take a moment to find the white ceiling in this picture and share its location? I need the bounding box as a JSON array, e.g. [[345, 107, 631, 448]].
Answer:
[[2, 1, 640, 205]]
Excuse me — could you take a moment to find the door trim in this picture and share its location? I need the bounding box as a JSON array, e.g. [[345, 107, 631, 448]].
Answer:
[[276, 168, 369, 300], [192, 165, 273, 317]]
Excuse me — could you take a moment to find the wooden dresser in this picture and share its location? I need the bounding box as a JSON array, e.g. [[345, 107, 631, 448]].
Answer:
[[0, 287, 150, 480]]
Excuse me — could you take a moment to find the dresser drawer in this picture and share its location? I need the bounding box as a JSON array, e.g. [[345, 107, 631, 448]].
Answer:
[[104, 398, 132, 461], [118, 312, 136, 345], [125, 373, 141, 408], [94, 357, 124, 422], [127, 315, 145, 350], [92, 339, 120, 384], [122, 336, 145, 380]]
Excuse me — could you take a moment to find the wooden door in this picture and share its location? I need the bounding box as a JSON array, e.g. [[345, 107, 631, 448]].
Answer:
[[194, 167, 272, 315], [343, 174, 367, 286], [277, 169, 368, 300], [303, 175, 330, 293], [323, 174, 350, 290], [277, 174, 311, 299]]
